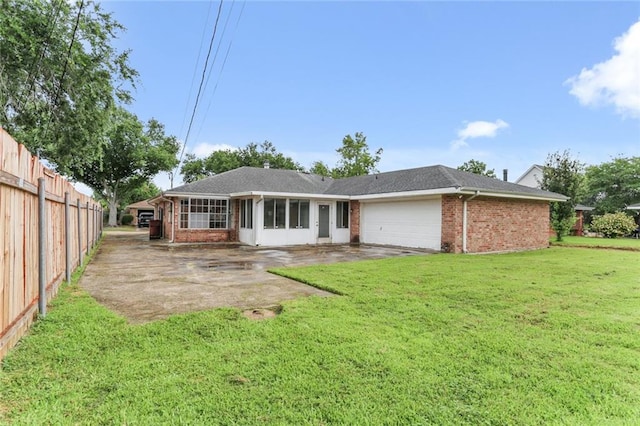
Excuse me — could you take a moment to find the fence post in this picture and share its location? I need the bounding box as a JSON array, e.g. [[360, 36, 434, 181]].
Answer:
[[77, 199, 83, 266], [86, 201, 90, 253], [65, 192, 71, 283], [38, 177, 46, 316]]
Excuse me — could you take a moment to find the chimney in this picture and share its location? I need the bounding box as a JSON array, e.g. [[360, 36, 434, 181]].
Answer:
[[263, 161, 270, 169], [503, 169, 508, 182]]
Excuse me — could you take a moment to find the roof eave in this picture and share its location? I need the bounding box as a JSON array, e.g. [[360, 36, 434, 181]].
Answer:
[[163, 191, 231, 199], [230, 191, 347, 200], [459, 187, 568, 202]]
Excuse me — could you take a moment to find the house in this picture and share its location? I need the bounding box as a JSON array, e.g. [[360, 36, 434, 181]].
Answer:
[[149, 165, 567, 254], [125, 199, 155, 226], [514, 164, 544, 188], [515, 164, 593, 236]]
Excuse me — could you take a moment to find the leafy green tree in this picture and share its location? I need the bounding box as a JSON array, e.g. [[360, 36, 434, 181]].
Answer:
[[332, 132, 383, 178], [120, 181, 162, 208], [180, 141, 301, 183], [78, 108, 179, 226], [309, 161, 332, 177], [540, 150, 583, 241], [0, 0, 137, 176], [457, 160, 497, 178], [582, 157, 640, 214]]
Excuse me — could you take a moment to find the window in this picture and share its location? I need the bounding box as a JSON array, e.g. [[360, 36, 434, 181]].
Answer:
[[240, 199, 253, 229], [337, 201, 349, 228], [264, 198, 286, 229], [289, 199, 310, 229], [179, 198, 228, 229]]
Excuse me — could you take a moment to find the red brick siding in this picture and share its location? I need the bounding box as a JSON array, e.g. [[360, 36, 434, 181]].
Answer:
[[350, 200, 360, 243], [170, 197, 239, 243], [466, 197, 550, 253], [441, 195, 464, 253]]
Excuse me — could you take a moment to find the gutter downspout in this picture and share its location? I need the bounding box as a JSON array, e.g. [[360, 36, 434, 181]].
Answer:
[[171, 199, 176, 243], [462, 191, 480, 253]]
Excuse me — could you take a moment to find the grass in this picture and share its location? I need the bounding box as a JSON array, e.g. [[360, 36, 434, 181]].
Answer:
[[1, 247, 639, 424], [551, 235, 640, 250], [103, 225, 147, 232]]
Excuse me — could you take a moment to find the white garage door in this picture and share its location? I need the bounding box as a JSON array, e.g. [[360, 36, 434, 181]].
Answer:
[[361, 199, 441, 249]]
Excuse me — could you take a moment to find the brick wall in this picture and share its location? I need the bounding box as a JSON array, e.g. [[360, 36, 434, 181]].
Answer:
[[465, 197, 550, 253], [441, 195, 463, 253], [170, 197, 239, 243], [349, 200, 360, 243]]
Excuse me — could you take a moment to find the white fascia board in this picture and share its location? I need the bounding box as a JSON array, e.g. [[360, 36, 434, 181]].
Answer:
[[229, 191, 347, 200], [163, 192, 230, 199], [353, 187, 566, 202], [353, 187, 460, 201], [458, 188, 568, 202]]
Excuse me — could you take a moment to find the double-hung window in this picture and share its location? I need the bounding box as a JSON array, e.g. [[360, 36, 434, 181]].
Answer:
[[289, 199, 310, 229], [264, 198, 286, 229], [240, 199, 253, 229], [179, 198, 228, 229], [336, 201, 349, 229]]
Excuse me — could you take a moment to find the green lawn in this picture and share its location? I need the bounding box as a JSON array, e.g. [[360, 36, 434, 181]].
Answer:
[[551, 235, 640, 250], [1, 248, 639, 424]]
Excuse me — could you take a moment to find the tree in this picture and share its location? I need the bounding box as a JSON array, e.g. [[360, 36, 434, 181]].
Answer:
[[77, 108, 179, 226], [309, 161, 332, 177], [540, 150, 584, 241], [120, 181, 162, 208], [332, 132, 383, 178], [180, 141, 301, 183], [581, 157, 640, 214], [0, 0, 137, 177], [457, 160, 497, 178]]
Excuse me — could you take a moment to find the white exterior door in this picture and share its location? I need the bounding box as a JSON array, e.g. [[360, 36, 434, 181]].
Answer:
[[361, 199, 441, 249]]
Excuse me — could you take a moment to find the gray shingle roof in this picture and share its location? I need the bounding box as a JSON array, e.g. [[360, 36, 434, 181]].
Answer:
[[167, 167, 333, 195], [327, 165, 566, 199], [166, 165, 567, 200]]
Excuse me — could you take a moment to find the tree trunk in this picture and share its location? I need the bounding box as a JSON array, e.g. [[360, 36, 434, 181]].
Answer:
[[108, 196, 118, 227]]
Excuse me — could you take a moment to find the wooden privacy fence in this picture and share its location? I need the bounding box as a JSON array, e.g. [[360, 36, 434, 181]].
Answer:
[[0, 128, 102, 360]]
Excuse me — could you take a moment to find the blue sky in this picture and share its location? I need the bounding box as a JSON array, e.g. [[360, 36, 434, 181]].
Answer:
[[100, 0, 640, 190]]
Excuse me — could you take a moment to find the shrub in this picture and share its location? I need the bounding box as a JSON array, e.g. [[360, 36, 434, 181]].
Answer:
[[121, 214, 134, 226], [590, 212, 636, 238]]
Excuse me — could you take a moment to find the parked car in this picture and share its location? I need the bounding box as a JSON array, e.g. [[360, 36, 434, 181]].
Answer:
[[138, 212, 154, 228]]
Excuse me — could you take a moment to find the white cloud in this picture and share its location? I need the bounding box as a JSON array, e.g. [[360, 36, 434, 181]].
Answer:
[[565, 19, 640, 118], [191, 142, 237, 158], [451, 119, 509, 149]]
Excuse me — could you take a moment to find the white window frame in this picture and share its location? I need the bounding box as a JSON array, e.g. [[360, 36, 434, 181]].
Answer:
[[179, 198, 229, 229]]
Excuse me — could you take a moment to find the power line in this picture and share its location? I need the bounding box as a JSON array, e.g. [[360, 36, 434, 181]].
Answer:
[[178, 0, 215, 138], [176, 0, 226, 170], [195, 0, 246, 142]]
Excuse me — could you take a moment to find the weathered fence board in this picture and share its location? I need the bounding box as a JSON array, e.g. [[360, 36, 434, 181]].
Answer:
[[0, 128, 102, 360]]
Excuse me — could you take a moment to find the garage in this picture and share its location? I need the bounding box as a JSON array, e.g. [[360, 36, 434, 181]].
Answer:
[[360, 198, 442, 250]]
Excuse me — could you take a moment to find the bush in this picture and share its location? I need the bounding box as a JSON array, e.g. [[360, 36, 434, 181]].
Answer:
[[121, 214, 133, 226], [589, 212, 636, 238]]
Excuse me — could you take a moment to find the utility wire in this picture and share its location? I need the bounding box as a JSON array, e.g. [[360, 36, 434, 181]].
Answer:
[[175, 0, 225, 172], [195, 0, 246, 142], [178, 0, 215, 138]]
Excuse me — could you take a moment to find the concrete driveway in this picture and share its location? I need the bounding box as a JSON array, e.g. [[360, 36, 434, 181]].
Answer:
[[79, 230, 429, 323]]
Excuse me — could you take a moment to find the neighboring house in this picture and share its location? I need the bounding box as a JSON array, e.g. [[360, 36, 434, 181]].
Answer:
[[150, 165, 566, 254], [515, 164, 593, 236], [514, 164, 544, 188], [125, 199, 155, 226]]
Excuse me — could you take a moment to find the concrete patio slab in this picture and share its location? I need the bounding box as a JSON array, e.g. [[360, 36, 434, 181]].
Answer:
[[78, 230, 430, 323]]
